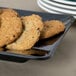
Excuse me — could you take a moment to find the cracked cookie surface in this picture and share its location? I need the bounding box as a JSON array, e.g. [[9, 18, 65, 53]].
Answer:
[[40, 20, 65, 39], [0, 8, 18, 17], [6, 14, 43, 51], [0, 9, 22, 47]]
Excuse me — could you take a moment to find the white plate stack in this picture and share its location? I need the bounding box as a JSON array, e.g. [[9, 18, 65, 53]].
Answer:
[[37, 0, 76, 18]]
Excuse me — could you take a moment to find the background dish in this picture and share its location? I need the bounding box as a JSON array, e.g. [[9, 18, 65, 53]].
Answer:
[[39, 0, 76, 15], [53, 0, 76, 5], [37, 0, 60, 14], [43, 0, 76, 10]]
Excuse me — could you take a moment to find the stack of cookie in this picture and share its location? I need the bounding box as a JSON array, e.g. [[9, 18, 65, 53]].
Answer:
[[0, 8, 65, 56]]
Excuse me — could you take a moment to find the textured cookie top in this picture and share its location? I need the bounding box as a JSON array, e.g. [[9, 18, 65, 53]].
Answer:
[[0, 8, 18, 17], [6, 14, 44, 51], [0, 16, 22, 47], [22, 14, 43, 31], [40, 20, 65, 39], [0, 9, 23, 47]]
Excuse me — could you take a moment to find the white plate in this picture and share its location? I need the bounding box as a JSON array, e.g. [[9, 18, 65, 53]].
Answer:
[[43, 0, 76, 10], [53, 0, 76, 5], [37, 0, 61, 14], [74, 16, 76, 18], [39, 0, 76, 15], [37, 0, 76, 18]]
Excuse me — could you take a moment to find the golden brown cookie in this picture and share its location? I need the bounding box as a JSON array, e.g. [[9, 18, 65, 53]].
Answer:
[[40, 20, 65, 39], [0, 16, 22, 47], [0, 48, 4, 51], [0, 8, 18, 17], [7, 49, 47, 56], [6, 14, 43, 51]]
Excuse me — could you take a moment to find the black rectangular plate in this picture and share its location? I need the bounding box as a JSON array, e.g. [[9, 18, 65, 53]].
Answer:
[[0, 7, 75, 63]]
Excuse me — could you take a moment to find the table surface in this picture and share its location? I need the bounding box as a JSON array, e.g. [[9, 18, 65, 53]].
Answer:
[[0, 0, 76, 76]]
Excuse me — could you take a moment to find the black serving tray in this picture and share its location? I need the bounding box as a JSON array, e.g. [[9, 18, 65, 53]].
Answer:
[[0, 7, 75, 63]]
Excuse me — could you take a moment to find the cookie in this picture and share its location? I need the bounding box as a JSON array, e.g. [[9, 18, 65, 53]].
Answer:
[[0, 48, 4, 51], [6, 14, 43, 51], [7, 49, 47, 56], [0, 8, 18, 17], [0, 16, 22, 47], [40, 20, 65, 39]]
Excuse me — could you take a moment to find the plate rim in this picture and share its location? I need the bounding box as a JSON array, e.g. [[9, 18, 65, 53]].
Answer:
[[53, 0, 76, 5], [42, 0, 76, 10], [37, 0, 60, 14], [39, 0, 76, 15]]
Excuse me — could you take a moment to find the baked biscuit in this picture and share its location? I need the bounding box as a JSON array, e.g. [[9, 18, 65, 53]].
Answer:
[[0, 16, 22, 47], [0, 48, 4, 51], [0, 8, 18, 17], [7, 49, 47, 56], [6, 14, 43, 51], [40, 20, 65, 39]]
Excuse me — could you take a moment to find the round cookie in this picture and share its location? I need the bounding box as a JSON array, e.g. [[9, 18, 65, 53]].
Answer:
[[40, 20, 65, 39], [0, 8, 18, 17], [6, 14, 43, 51], [0, 16, 22, 47]]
